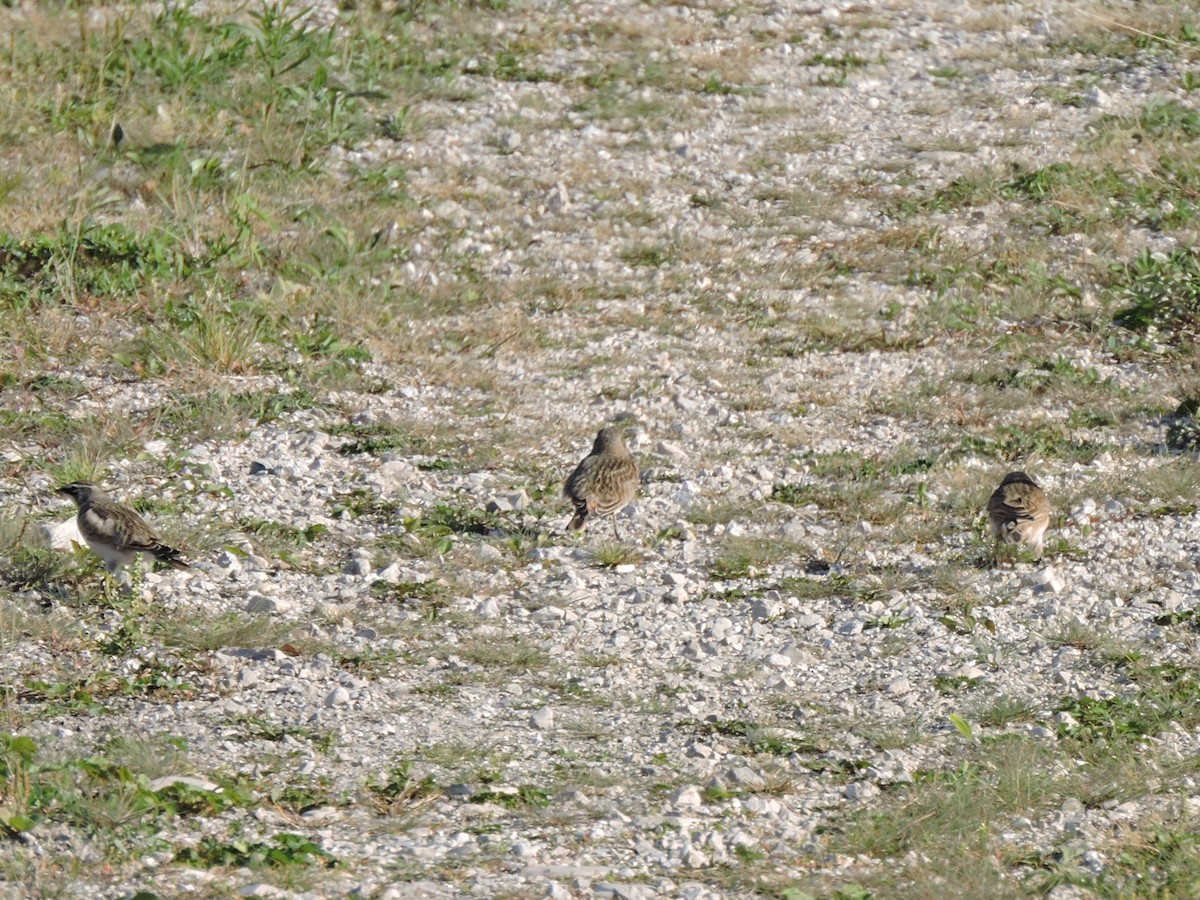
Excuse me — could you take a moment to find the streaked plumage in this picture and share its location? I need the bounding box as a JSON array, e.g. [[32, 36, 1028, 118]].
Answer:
[[564, 426, 639, 539], [987, 471, 1050, 563], [56, 482, 189, 573]]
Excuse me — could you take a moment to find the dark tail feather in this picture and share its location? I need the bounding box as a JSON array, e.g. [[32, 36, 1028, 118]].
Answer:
[[568, 499, 589, 530], [152, 544, 191, 570]]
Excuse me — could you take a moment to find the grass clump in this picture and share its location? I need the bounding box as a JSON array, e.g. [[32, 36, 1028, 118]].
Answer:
[[175, 833, 336, 870], [709, 536, 793, 580], [973, 694, 1038, 729], [774, 573, 858, 601], [333, 422, 437, 457], [620, 244, 672, 268], [961, 357, 1105, 394], [1166, 398, 1200, 452], [825, 736, 1065, 896], [0, 511, 82, 604], [589, 540, 642, 568], [149, 388, 320, 442], [156, 612, 294, 653], [1112, 247, 1200, 348], [1056, 664, 1200, 744], [369, 578, 449, 607], [132, 296, 270, 376], [366, 761, 440, 814], [467, 784, 551, 808], [699, 719, 816, 756], [0, 220, 188, 311], [457, 638, 550, 673], [1072, 823, 1200, 897], [801, 51, 872, 87], [1104, 98, 1200, 143], [956, 423, 1111, 464], [415, 502, 504, 536], [239, 517, 327, 564], [842, 738, 1063, 852], [0, 733, 250, 839]]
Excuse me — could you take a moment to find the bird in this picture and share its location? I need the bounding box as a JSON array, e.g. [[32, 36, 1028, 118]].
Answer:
[[986, 471, 1050, 564], [563, 426, 640, 540], [55, 482, 190, 574]]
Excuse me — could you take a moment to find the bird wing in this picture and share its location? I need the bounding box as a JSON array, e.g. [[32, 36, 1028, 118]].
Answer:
[[121, 527, 190, 569], [1008, 485, 1047, 521], [81, 505, 131, 537], [990, 484, 1048, 526], [83, 505, 158, 547], [563, 456, 596, 501]]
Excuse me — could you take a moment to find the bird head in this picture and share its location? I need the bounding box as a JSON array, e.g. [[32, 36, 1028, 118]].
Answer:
[[55, 482, 99, 506], [593, 425, 629, 453], [999, 471, 1037, 489]]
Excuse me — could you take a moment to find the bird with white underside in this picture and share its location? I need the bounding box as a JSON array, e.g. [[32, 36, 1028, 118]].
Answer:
[[56, 482, 190, 576]]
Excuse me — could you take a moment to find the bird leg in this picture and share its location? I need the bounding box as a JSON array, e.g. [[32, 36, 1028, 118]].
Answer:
[[103, 569, 135, 603]]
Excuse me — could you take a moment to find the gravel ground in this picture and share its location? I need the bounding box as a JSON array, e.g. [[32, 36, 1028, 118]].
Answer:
[[2, 0, 1200, 897]]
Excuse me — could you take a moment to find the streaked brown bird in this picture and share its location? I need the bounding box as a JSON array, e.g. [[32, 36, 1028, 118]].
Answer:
[[56, 482, 190, 573], [564, 426, 639, 539], [987, 471, 1050, 564]]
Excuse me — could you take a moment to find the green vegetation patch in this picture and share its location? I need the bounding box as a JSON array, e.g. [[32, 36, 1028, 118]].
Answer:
[[1077, 824, 1200, 897], [0, 733, 250, 838], [698, 718, 818, 756], [334, 423, 427, 456], [961, 357, 1105, 394], [467, 784, 551, 809], [892, 157, 1200, 235], [1050, 21, 1200, 60], [1165, 398, 1200, 452], [956, 423, 1111, 464], [175, 832, 337, 869], [13, 2, 374, 157], [151, 388, 321, 440], [827, 736, 1065, 893], [771, 448, 938, 525], [709, 537, 793, 580], [1098, 98, 1200, 143], [0, 221, 189, 310], [1056, 664, 1200, 744], [1112, 247, 1200, 348], [367, 761, 440, 813], [801, 51, 873, 87]]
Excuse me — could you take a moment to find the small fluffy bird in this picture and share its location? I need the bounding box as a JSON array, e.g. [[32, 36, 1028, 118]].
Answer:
[[564, 426, 640, 539], [56, 482, 190, 573], [987, 471, 1050, 564]]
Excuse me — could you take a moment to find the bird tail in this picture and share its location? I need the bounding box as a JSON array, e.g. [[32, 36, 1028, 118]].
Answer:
[[152, 544, 191, 570], [568, 499, 589, 530]]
